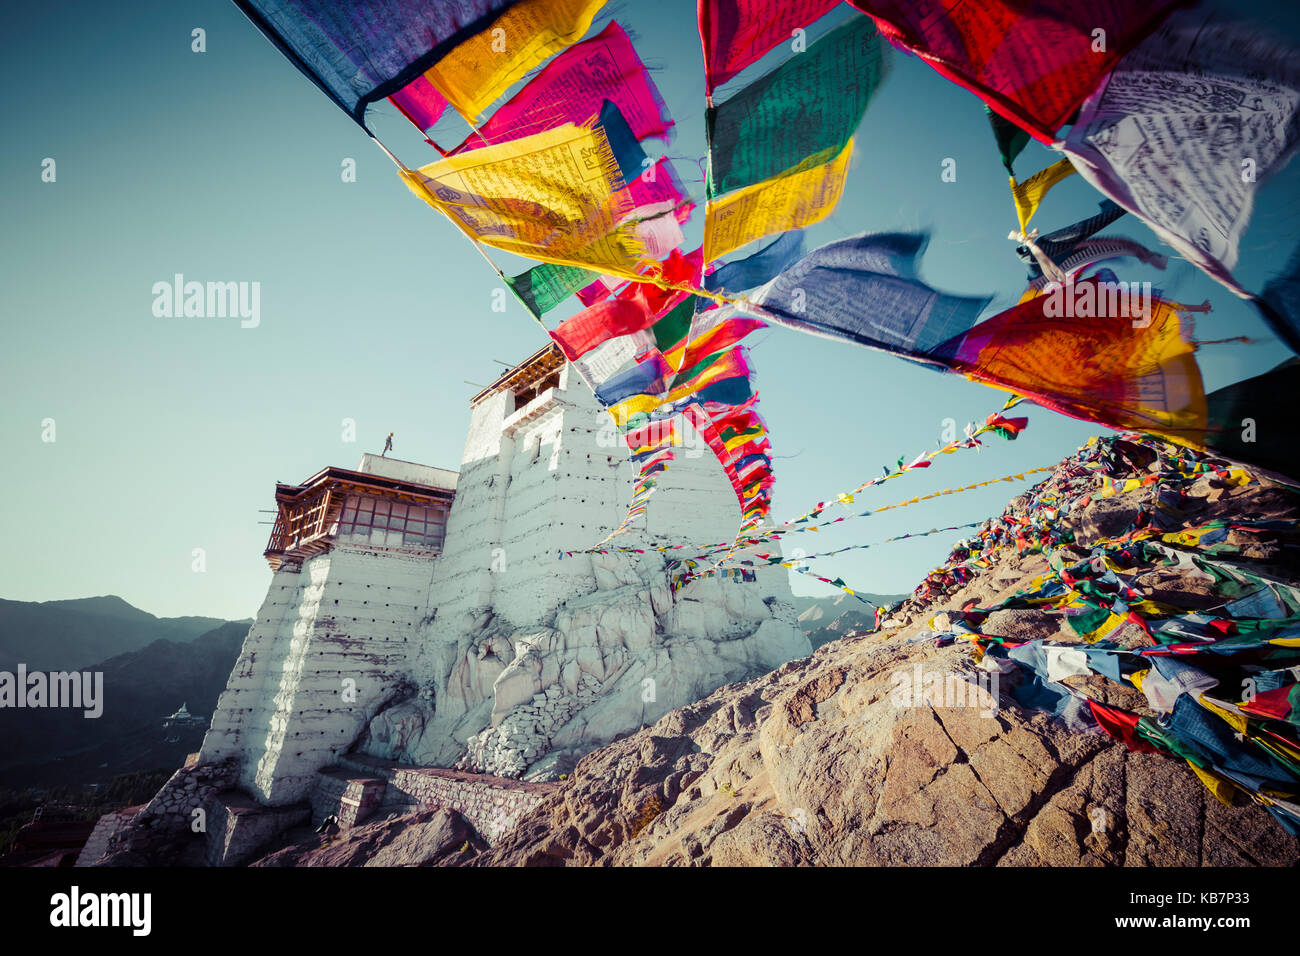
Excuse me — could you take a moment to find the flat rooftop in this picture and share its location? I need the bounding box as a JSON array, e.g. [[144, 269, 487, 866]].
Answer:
[[357, 453, 459, 491]]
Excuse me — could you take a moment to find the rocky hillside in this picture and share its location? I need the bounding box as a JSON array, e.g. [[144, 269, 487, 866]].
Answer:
[[449, 433, 1300, 866]]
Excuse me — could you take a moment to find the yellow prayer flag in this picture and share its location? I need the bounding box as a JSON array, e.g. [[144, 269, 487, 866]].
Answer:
[[1010, 157, 1077, 233], [401, 123, 646, 278], [426, 0, 608, 125], [1199, 697, 1250, 735], [1223, 468, 1253, 487], [608, 393, 663, 422], [1186, 761, 1237, 807], [704, 141, 852, 262], [723, 429, 765, 452]]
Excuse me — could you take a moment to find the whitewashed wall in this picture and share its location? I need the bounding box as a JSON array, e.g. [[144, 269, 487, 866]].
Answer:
[[198, 545, 434, 805]]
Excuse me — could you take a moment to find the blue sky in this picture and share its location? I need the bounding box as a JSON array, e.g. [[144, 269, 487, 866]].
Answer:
[[3, 0, 1299, 620]]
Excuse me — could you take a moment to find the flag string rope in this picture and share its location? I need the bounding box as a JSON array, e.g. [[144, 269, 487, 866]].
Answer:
[[563, 395, 1034, 559]]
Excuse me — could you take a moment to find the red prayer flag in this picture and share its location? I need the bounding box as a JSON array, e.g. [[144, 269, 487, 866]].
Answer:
[[1239, 685, 1297, 722], [673, 316, 766, 374], [551, 299, 655, 361], [1087, 699, 1160, 754], [848, 0, 1182, 142], [698, 0, 841, 94], [618, 247, 704, 317]]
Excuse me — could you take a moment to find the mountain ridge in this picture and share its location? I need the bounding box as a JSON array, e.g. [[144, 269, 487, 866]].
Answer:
[[0, 595, 248, 672]]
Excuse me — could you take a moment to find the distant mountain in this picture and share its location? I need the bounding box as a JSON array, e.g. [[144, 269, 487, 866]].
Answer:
[[0, 595, 240, 672], [0, 620, 248, 790], [789, 592, 909, 650], [788, 592, 908, 621]]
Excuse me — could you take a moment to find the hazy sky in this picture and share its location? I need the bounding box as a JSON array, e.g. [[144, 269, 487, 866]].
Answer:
[[3, 0, 1299, 620]]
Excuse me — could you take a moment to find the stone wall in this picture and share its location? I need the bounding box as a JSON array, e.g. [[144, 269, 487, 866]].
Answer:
[[203, 793, 309, 867], [314, 755, 557, 846], [310, 768, 387, 828], [96, 759, 241, 864], [197, 545, 435, 805], [75, 805, 144, 867]]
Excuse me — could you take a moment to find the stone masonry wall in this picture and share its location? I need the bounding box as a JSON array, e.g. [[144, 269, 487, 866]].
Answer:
[[98, 759, 240, 864], [330, 755, 557, 845]]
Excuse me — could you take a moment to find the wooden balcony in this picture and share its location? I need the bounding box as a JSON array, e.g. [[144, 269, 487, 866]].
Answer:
[[264, 466, 455, 570]]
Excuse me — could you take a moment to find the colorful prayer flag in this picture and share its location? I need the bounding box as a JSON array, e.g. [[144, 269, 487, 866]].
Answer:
[[1062, 9, 1300, 299], [707, 14, 886, 197], [986, 106, 1029, 176], [571, 329, 656, 386], [422, 0, 609, 124], [595, 351, 672, 405], [698, 0, 841, 93], [551, 298, 655, 360], [704, 141, 853, 262], [234, 0, 515, 126], [712, 232, 991, 357], [704, 231, 805, 295], [446, 21, 671, 151], [401, 123, 646, 277], [848, 0, 1181, 142], [390, 74, 451, 133], [930, 281, 1208, 442], [1010, 157, 1076, 233], [508, 261, 601, 318]]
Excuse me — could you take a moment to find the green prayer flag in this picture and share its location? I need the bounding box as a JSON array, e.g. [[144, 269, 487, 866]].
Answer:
[[707, 13, 887, 198], [507, 261, 600, 319], [674, 346, 731, 388], [653, 297, 697, 353], [1136, 716, 1212, 768], [1203, 358, 1300, 481], [986, 105, 1030, 177]]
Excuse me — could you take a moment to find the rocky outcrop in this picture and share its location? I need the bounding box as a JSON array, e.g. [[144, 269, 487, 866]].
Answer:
[[469, 639, 1296, 866], [360, 550, 810, 781], [452, 435, 1300, 866], [252, 807, 484, 867]]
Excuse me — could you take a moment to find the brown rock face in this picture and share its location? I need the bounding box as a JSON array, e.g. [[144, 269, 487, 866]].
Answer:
[[449, 436, 1300, 868], [465, 632, 1298, 867], [252, 808, 483, 867]]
